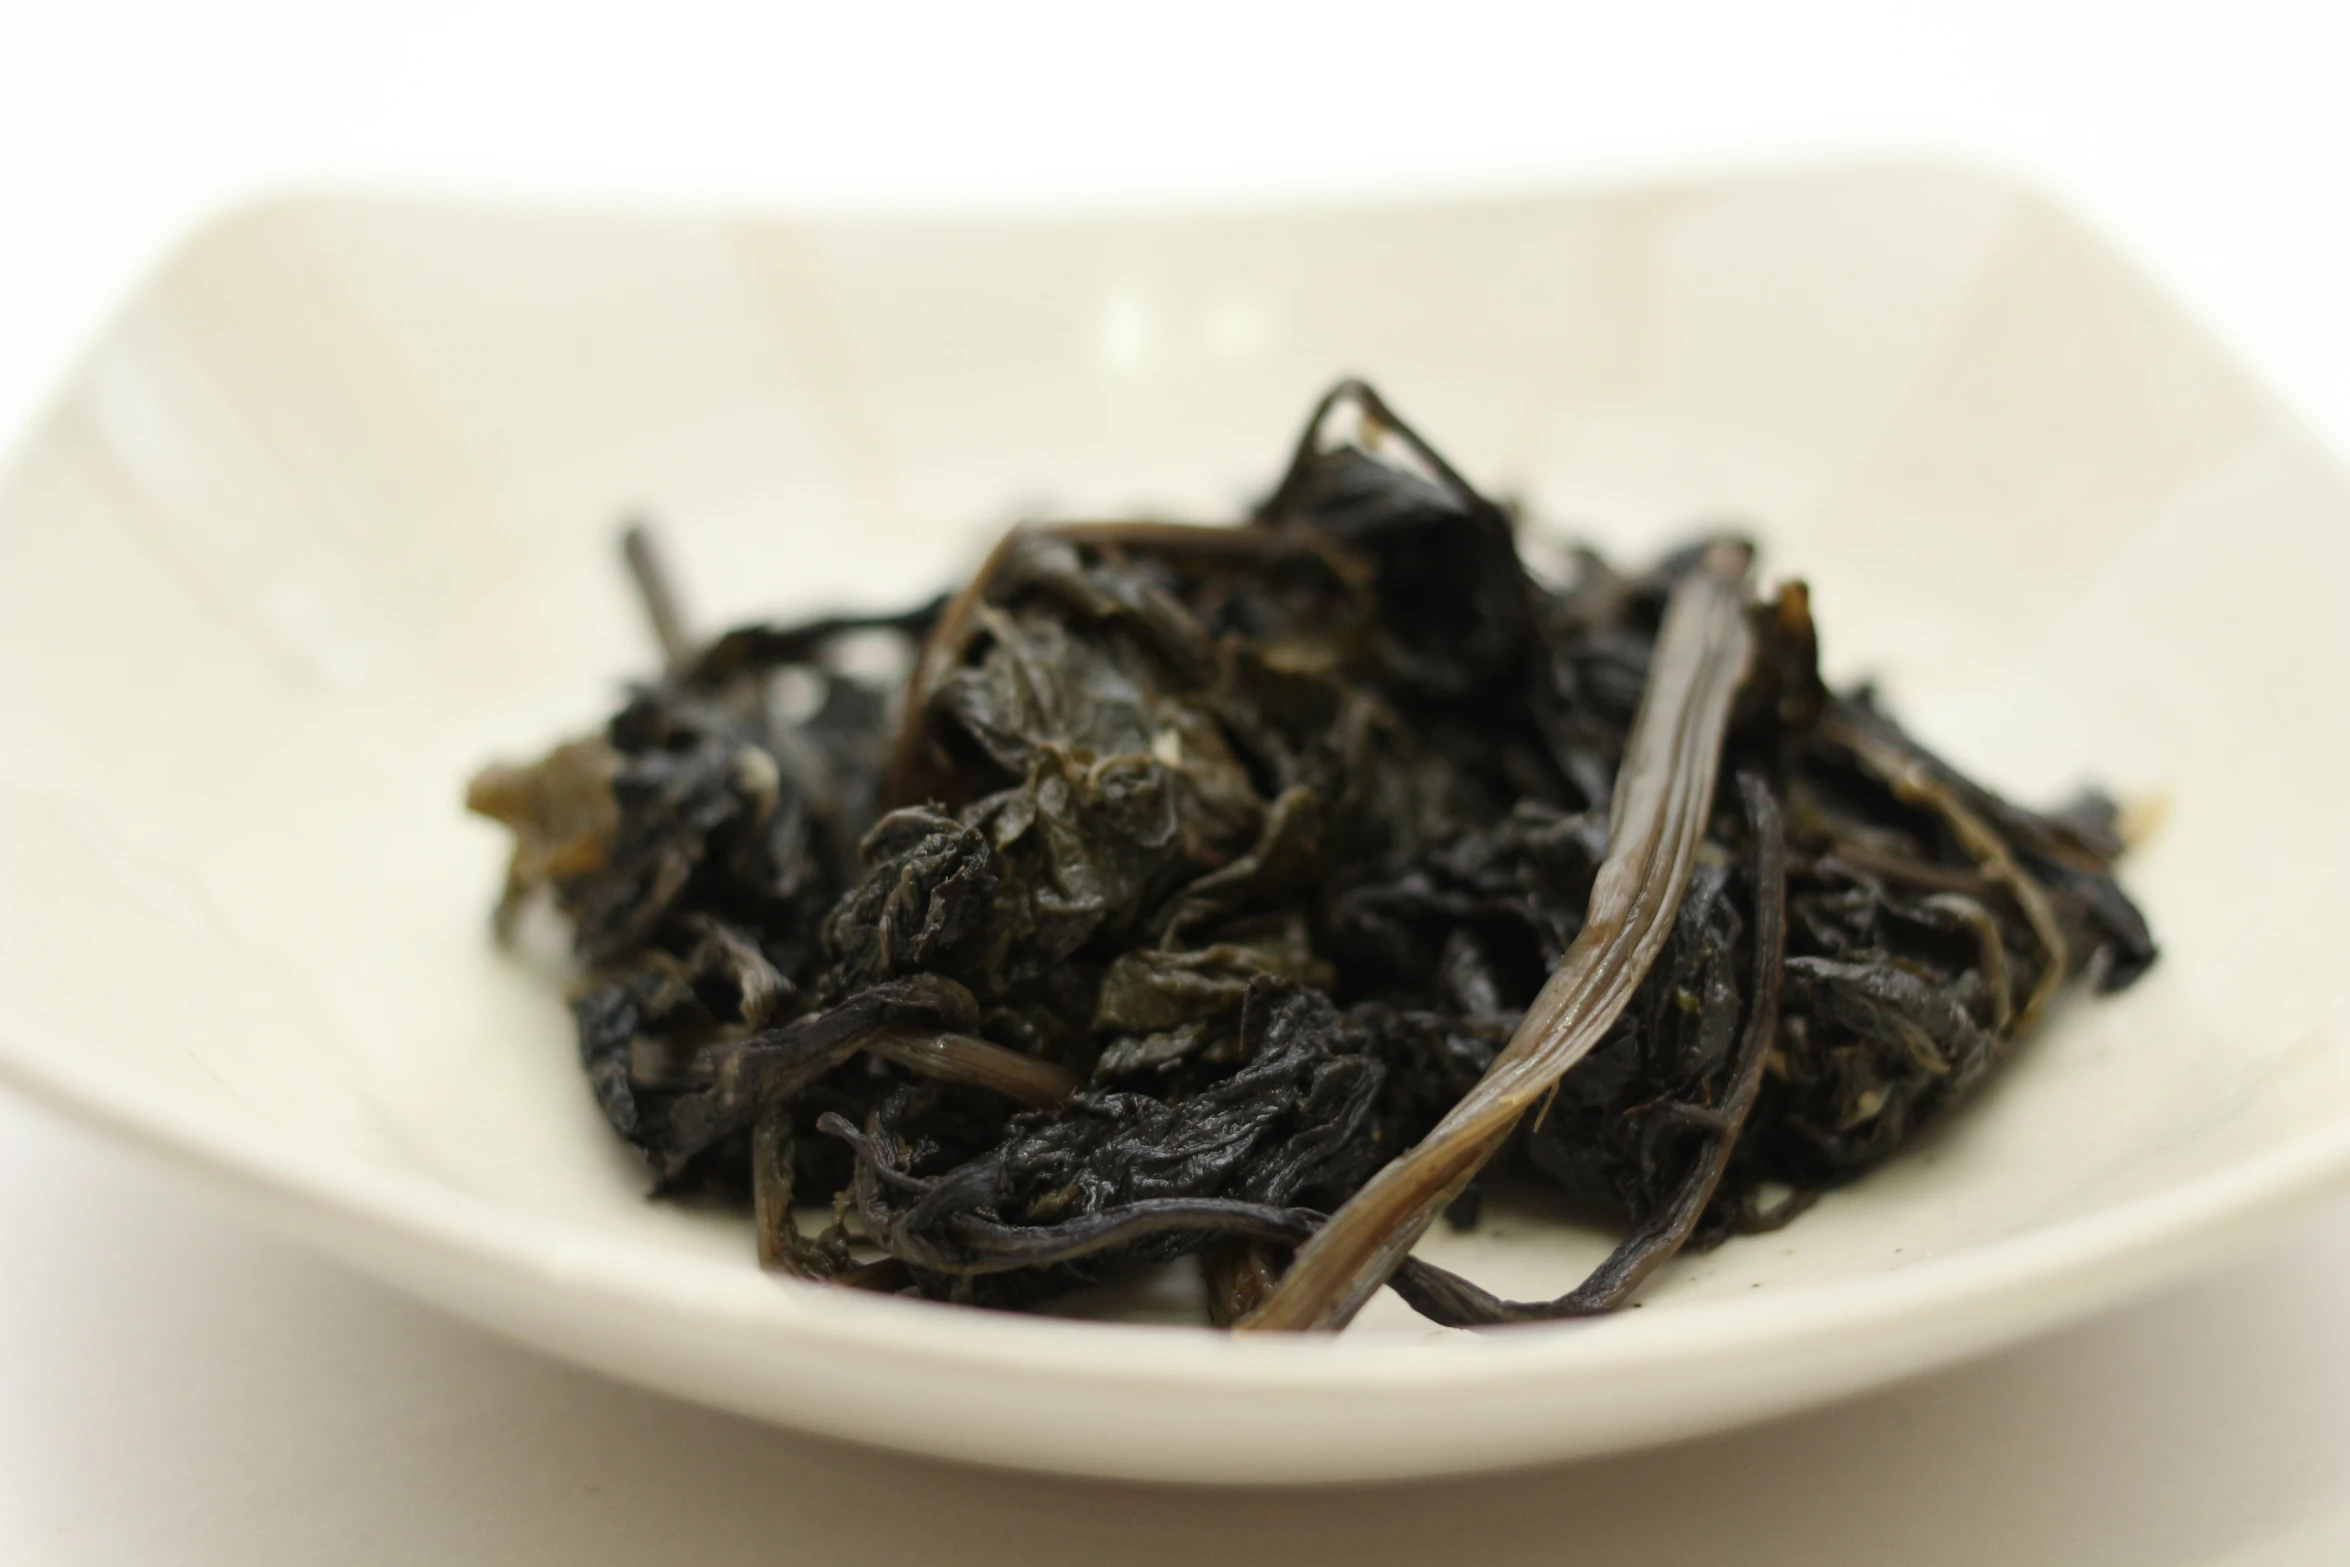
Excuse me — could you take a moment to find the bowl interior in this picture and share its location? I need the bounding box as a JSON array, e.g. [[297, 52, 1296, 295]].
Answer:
[[2, 167, 2347, 1339]]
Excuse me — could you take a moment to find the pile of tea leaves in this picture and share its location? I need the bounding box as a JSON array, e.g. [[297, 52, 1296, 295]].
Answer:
[[468, 381, 2156, 1331]]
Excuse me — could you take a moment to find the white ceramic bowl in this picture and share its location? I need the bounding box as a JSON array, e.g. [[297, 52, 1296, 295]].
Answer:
[[2, 165, 2346, 1482]]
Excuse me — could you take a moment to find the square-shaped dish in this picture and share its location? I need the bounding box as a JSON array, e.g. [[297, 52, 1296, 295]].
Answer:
[[2, 165, 2345, 1481]]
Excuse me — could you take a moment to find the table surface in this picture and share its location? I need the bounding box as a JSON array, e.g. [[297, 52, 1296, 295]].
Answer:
[[6, 4, 2350, 1562]]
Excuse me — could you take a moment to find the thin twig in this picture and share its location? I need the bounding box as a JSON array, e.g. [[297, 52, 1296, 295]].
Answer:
[[622, 520, 694, 676], [1823, 710, 2068, 1036]]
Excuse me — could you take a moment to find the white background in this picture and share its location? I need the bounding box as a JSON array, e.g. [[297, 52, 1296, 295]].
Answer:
[[4, 3, 2350, 1562]]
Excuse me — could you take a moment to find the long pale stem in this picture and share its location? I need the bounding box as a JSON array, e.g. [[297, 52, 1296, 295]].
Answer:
[[1385, 770, 1788, 1325], [1239, 541, 1756, 1332]]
